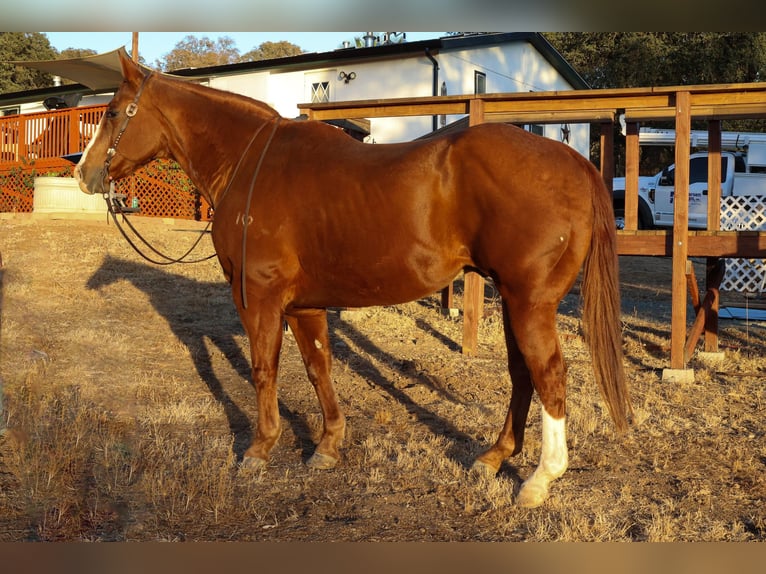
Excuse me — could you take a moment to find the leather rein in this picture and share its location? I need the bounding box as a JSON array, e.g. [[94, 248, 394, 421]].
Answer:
[[101, 71, 215, 265]]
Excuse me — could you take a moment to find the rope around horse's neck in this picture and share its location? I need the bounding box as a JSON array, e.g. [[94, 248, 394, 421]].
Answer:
[[103, 185, 216, 266]]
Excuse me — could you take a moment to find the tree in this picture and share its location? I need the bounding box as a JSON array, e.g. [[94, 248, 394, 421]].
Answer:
[[0, 32, 57, 93], [156, 35, 241, 71], [544, 32, 766, 89], [58, 48, 98, 60], [544, 33, 766, 173], [241, 41, 304, 62]]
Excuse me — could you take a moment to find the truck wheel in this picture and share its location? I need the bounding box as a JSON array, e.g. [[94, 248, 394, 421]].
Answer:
[[614, 209, 625, 230], [638, 201, 653, 230]]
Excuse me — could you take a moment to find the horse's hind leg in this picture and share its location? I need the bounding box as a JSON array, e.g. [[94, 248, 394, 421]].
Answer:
[[285, 309, 346, 469], [472, 299, 534, 473], [484, 296, 569, 508]]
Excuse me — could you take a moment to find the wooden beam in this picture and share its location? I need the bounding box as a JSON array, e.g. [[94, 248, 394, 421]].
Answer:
[[616, 230, 766, 257], [671, 91, 692, 369], [484, 109, 615, 124], [684, 288, 717, 363]]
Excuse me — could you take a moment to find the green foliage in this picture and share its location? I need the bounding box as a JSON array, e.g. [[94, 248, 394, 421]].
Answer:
[[240, 41, 304, 62], [0, 33, 58, 93], [545, 32, 766, 89], [154, 35, 242, 71], [544, 33, 766, 173], [156, 35, 305, 71]]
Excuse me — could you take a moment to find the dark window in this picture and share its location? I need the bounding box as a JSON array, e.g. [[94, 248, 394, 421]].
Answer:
[[474, 71, 486, 95], [675, 156, 730, 184]]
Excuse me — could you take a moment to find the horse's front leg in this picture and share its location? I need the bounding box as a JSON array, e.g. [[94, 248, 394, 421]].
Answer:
[[236, 302, 284, 469], [285, 309, 345, 469]]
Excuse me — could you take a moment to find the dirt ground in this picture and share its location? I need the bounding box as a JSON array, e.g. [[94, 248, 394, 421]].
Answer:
[[0, 214, 764, 541]]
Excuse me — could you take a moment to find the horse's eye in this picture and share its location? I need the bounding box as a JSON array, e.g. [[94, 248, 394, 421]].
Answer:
[[106, 109, 119, 119]]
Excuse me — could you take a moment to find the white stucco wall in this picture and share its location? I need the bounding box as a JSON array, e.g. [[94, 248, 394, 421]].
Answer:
[[3, 39, 590, 158]]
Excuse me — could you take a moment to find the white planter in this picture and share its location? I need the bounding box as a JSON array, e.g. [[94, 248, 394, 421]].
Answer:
[[33, 177, 107, 214]]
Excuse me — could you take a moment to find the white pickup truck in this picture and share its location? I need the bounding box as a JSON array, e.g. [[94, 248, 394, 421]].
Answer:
[[613, 143, 766, 230]]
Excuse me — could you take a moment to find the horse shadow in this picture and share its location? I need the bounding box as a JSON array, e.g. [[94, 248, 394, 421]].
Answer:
[[328, 312, 522, 481], [85, 256, 521, 481], [85, 255, 312, 461]]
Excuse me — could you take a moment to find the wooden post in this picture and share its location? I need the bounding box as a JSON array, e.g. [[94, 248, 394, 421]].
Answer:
[[132, 33, 139, 62], [624, 121, 640, 230], [18, 115, 26, 160], [440, 282, 454, 311], [704, 258, 725, 353], [67, 109, 79, 156], [461, 97, 486, 356], [707, 120, 722, 231], [705, 120, 723, 353], [600, 121, 614, 191], [669, 91, 691, 373]]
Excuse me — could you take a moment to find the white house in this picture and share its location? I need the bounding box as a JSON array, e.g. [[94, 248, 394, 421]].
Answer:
[[2, 33, 591, 156]]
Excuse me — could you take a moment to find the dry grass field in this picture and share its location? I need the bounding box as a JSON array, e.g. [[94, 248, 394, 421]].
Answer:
[[0, 214, 764, 541]]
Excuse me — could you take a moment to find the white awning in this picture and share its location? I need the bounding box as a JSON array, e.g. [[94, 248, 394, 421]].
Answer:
[[10, 47, 196, 91]]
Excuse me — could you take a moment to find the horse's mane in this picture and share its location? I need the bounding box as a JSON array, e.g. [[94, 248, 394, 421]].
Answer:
[[156, 72, 281, 118]]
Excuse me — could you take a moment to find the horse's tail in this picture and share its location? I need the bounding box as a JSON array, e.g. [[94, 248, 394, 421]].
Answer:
[[581, 166, 633, 432]]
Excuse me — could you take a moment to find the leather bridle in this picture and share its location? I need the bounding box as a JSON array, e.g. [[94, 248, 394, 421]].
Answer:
[[98, 71, 216, 266], [101, 71, 154, 182]]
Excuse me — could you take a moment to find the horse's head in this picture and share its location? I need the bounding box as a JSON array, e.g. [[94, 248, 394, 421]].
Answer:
[[74, 49, 167, 196]]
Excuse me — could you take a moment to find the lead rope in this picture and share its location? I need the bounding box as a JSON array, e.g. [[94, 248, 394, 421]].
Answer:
[[240, 116, 281, 309]]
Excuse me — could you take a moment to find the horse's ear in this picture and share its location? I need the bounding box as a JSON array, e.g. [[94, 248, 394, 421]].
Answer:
[[118, 48, 145, 85]]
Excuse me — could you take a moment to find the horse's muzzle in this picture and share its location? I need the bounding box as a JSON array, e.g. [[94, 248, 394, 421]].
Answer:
[[73, 164, 107, 196]]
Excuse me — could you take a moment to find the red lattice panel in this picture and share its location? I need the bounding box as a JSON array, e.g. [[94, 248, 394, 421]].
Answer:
[[0, 158, 74, 213], [113, 160, 208, 220]]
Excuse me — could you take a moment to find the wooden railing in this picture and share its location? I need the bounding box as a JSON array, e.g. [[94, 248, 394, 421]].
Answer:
[[0, 105, 209, 219], [3, 87, 765, 371], [299, 83, 766, 373], [0, 104, 105, 164]]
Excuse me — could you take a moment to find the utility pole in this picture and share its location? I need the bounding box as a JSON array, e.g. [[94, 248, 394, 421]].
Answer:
[[132, 32, 139, 62]]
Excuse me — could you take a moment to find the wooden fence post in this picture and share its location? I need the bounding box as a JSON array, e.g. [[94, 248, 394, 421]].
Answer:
[[705, 120, 723, 353], [461, 97, 486, 356], [668, 91, 691, 375], [624, 121, 640, 230]]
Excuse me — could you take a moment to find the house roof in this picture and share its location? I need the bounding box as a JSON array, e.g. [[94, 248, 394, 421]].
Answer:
[[1, 33, 588, 107], [169, 33, 589, 90]]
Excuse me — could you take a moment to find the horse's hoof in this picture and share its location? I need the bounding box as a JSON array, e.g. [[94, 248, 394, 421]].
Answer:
[[516, 483, 548, 508], [306, 451, 338, 470], [470, 459, 498, 478], [239, 455, 268, 472]]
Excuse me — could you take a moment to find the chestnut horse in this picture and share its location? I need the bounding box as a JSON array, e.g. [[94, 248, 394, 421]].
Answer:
[[75, 50, 631, 508]]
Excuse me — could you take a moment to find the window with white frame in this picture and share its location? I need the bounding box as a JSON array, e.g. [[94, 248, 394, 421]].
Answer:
[[311, 81, 330, 103], [305, 70, 335, 104]]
